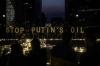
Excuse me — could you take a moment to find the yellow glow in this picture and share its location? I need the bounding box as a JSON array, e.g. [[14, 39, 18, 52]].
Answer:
[[26, 39, 32, 43], [40, 39, 47, 48], [73, 47, 86, 53], [21, 39, 32, 56]]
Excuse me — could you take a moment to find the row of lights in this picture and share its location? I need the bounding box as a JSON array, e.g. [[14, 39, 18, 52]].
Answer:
[[39, 38, 62, 41], [72, 38, 100, 42], [72, 38, 85, 41], [0, 39, 18, 41], [79, 8, 100, 12]]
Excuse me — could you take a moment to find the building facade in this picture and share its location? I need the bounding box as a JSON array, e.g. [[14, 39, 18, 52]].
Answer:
[[14, 0, 42, 27]]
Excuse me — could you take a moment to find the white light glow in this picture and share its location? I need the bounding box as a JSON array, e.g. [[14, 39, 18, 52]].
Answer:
[[72, 39, 85, 41], [46, 62, 51, 65], [96, 38, 100, 42], [73, 47, 86, 53], [3, 15, 6, 17], [39, 38, 62, 41], [76, 14, 79, 17]]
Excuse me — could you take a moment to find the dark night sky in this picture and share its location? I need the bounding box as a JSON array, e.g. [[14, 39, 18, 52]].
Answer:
[[42, 0, 65, 22]]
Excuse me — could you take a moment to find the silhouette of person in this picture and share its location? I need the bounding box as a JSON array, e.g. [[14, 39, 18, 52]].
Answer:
[[28, 35, 41, 66]]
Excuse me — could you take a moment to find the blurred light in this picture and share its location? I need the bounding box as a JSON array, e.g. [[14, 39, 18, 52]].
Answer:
[[50, 39, 53, 41], [79, 9, 100, 12], [30, 7, 32, 8], [0, 39, 18, 41], [9, 26, 13, 27], [21, 39, 32, 56], [45, 24, 51, 27], [54, 39, 62, 40], [24, 3, 29, 5], [39, 38, 62, 41], [73, 47, 86, 53], [0, 45, 11, 56], [40, 44, 47, 48], [44, 38, 47, 41], [72, 38, 85, 41], [26, 39, 32, 43], [46, 62, 51, 65], [47, 44, 56, 49], [76, 14, 79, 17], [40, 39, 47, 48], [96, 38, 100, 42], [40, 39, 56, 49], [73, 46, 78, 52], [3, 15, 6, 17], [78, 60, 80, 64]]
